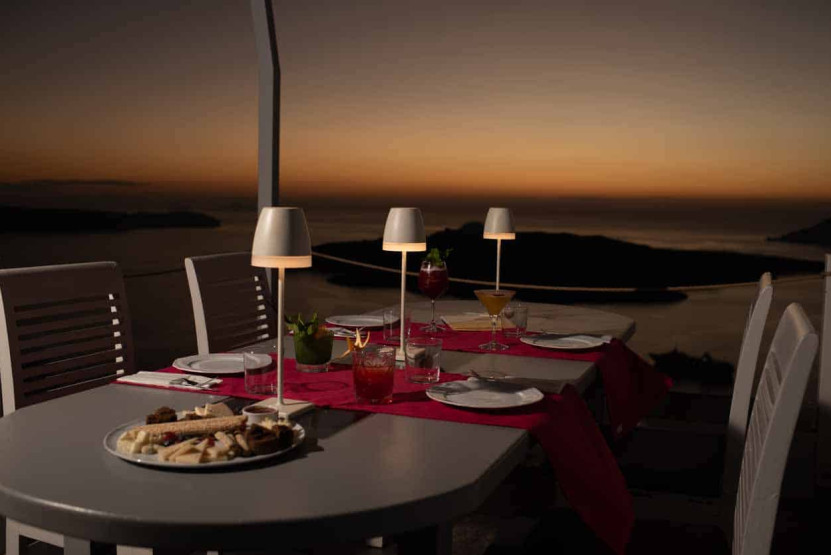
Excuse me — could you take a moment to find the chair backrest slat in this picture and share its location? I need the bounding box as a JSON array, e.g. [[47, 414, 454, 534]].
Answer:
[[0, 261, 135, 414], [723, 273, 773, 497], [185, 252, 277, 355], [19, 373, 119, 408], [22, 359, 125, 394], [19, 335, 125, 365], [19, 322, 127, 350], [14, 295, 124, 321], [733, 303, 818, 555], [205, 307, 270, 326], [21, 349, 127, 380], [14, 310, 125, 336]]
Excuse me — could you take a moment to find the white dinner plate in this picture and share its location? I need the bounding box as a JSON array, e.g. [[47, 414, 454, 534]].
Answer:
[[172, 353, 272, 375], [103, 417, 305, 470], [325, 315, 384, 329], [520, 334, 607, 350], [426, 378, 544, 410]]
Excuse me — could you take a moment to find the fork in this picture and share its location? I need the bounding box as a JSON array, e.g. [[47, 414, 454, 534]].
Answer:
[[170, 376, 216, 389]]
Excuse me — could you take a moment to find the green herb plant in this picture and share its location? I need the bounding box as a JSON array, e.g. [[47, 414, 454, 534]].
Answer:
[[423, 247, 452, 266], [285, 313, 329, 339], [286, 313, 333, 365]]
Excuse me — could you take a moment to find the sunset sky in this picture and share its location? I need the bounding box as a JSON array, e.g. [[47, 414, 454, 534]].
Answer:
[[1, 0, 830, 201]]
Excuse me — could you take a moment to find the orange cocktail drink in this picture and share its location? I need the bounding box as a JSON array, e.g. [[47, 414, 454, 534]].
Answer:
[[474, 289, 516, 351]]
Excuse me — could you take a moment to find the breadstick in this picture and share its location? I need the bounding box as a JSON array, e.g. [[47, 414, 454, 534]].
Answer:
[[129, 415, 246, 439]]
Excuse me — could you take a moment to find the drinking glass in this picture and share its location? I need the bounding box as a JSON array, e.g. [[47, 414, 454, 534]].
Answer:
[[501, 303, 528, 338], [474, 289, 516, 351], [352, 345, 396, 404], [418, 259, 449, 334], [244, 350, 277, 394], [293, 328, 334, 372], [383, 307, 411, 342], [405, 337, 442, 383]]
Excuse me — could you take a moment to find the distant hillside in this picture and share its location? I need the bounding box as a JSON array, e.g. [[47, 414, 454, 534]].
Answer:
[[0, 205, 220, 233], [314, 222, 822, 303], [770, 217, 831, 247], [0, 179, 142, 188]]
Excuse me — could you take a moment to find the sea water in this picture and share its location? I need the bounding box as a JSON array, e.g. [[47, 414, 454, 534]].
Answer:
[[0, 192, 827, 369]]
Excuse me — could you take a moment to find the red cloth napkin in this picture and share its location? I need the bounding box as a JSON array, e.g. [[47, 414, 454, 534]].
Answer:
[[119, 360, 634, 553]]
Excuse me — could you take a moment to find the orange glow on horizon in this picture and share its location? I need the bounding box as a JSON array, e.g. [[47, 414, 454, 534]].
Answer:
[[1, 2, 830, 202]]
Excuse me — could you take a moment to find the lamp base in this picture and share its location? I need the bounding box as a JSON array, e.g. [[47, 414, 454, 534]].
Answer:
[[254, 397, 315, 419]]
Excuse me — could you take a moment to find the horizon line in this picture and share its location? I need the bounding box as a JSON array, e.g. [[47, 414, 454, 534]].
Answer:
[[2, 178, 831, 204]]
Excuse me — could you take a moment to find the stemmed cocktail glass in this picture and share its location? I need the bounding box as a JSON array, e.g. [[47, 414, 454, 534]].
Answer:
[[419, 258, 449, 334], [474, 289, 515, 351]]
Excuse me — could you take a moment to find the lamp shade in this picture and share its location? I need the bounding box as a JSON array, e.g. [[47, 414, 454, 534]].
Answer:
[[483, 207, 516, 240], [382, 207, 426, 252], [251, 207, 312, 268]]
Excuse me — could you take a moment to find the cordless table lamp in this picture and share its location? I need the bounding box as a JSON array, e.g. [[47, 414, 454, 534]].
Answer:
[[251, 206, 313, 415], [483, 207, 515, 290], [382, 207, 426, 360]]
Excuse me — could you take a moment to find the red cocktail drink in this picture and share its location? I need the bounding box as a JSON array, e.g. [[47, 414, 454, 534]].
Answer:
[[419, 260, 449, 333], [352, 345, 396, 404], [418, 263, 449, 300]]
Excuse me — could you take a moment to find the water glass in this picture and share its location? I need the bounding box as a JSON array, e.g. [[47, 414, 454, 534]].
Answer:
[[352, 345, 396, 404], [244, 350, 277, 395], [501, 303, 529, 338], [405, 337, 442, 384], [383, 307, 411, 342]]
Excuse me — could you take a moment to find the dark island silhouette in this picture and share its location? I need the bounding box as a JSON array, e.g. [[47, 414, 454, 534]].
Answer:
[[0, 205, 220, 233], [313, 222, 822, 303], [770, 217, 831, 247]]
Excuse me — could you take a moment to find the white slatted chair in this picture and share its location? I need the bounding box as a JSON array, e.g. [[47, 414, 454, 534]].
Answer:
[[622, 273, 772, 508], [184, 252, 276, 355], [186, 254, 385, 552], [528, 303, 817, 555], [0, 262, 136, 555], [723, 272, 773, 498], [732, 302, 817, 554]]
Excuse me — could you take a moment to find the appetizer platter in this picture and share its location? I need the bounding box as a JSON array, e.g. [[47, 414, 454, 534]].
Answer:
[[104, 402, 305, 469]]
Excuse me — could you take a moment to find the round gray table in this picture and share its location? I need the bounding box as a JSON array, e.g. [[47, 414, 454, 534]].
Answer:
[[0, 385, 529, 552]]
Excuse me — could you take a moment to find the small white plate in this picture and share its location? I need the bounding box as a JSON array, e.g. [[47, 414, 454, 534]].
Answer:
[[520, 334, 607, 350], [172, 353, 272, 375], [103, 418, 305, 469], [325, 315, 384, 329], [426, 378, 543, 410]]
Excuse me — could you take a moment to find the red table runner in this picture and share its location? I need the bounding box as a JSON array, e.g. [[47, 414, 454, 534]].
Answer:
[[380, 330, 671, 440], [120, 359, 634, 554]]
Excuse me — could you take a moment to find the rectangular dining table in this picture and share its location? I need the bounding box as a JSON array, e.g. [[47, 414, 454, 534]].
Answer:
[[262, 300, 637, 394]]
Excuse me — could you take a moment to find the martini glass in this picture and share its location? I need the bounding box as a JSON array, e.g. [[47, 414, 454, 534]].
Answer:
[[474, 289, 515, 351]]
